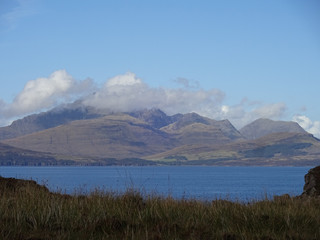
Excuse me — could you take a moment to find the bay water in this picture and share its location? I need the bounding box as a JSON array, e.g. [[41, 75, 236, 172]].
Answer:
[[0, 166, 311, 201]]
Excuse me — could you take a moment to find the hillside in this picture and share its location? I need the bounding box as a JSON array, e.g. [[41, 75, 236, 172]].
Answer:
[[0, 142, 74, 166], [3, 114, 176, 159], [0, 102, 105, 141], [1, 105, 320, 166], [0, 138, 157, 166], [146, 132, 320, 166], [160, 113, 244, 145], [239, 118, 307, 140], [128, 108, 183, 129], [2, 109, 244, 160]]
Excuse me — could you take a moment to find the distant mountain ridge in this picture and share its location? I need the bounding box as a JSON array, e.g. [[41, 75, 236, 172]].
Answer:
[[160, 113, 243, 145], [239, 118, 307, 140], [0, 103, 319, 166], [3, 114, 176, 159], [0, 103, 104, 141], [147, 132, 320, 166], [2, 111, 244, 159], [128, 108, 182, 129]]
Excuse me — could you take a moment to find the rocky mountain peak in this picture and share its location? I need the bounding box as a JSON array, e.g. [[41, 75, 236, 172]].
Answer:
[[128, 108, 182, 129], [167, 112, 211, 130]]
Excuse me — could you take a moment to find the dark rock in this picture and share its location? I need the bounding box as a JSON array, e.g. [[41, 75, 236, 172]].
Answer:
[[301, 166, 320, 197]]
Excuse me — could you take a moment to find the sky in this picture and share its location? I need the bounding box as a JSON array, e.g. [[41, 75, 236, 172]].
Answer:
[[0, 0, 320, 136]]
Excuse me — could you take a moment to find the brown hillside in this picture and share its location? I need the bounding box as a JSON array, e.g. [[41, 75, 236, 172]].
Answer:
[[3, 114, 176, 159], [240, 118, 307, 140], [147, 132, 320, 166], [161, 113, 243, 145], [0, 103, 104, 141], [1, 106, 319, 166]]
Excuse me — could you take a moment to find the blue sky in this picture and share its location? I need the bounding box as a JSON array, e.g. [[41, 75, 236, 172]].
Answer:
[[0, 0, 320, 136]]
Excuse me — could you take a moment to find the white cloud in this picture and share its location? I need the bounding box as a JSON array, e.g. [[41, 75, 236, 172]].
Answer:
[[0, 71, 304, 131], [1, 70, 94, 120], [218, 101, 287, 129], [221, 105, 230, 114], [82, 72, 289, 129], [83, 72, 225, 116], [292, 115, 320, 138], [105, 72, 142, 87], [8, 70, 74, 115], [252, 103, 287, 119], [293, 115, 312, 129]]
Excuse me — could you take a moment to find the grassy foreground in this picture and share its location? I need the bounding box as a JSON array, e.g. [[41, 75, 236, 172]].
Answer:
[[0, 179, 319, 240]]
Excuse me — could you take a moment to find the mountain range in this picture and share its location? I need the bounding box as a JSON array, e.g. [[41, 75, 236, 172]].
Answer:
[[0, 103, 319, 166]]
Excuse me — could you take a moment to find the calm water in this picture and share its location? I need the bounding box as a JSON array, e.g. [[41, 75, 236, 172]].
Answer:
[[0, 166, 311, 201]]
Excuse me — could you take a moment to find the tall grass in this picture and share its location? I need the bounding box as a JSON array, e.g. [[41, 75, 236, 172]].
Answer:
[[0, 181, 319, 240]]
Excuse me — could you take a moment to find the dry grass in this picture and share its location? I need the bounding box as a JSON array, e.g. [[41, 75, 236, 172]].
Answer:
[[0, 180, 319, 240]]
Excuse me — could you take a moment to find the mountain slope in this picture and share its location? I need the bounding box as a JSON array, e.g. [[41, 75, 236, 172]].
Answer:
[[128, 108, 182, 129], [161, 113, 244, 144], [146, 132, 320, 166], [2, 111, 244, 159], [0, 105, 182, 141], [239, 118, 306, 140], [1, 106, 318, 166], [0, 142, 72, 166], [3, 114, 176, 159], [0, 103, 104, 141]]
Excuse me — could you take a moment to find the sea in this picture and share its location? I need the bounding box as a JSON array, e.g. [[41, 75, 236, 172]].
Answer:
[[0, 166, 311, 202]]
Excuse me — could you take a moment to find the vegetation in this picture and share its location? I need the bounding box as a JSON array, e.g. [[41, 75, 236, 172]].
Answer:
[[0, 177, 319, 240]]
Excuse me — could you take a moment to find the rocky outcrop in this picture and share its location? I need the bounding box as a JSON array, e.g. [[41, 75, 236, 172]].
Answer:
[[0, 176, 49, 195], [301, 166, 320, 197]]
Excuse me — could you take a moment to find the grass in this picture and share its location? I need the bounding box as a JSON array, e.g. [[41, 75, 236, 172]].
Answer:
[[0, 179, 320, 240]]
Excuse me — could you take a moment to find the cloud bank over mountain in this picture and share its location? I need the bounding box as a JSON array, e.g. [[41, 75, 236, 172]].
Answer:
[[83, 72, 225, 118], [82, 72, 287, 128], [293, 115, 320, 138], [9, 70, 76, 115], [1, 70, 94, 121], [0, 70, 319, 137]]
